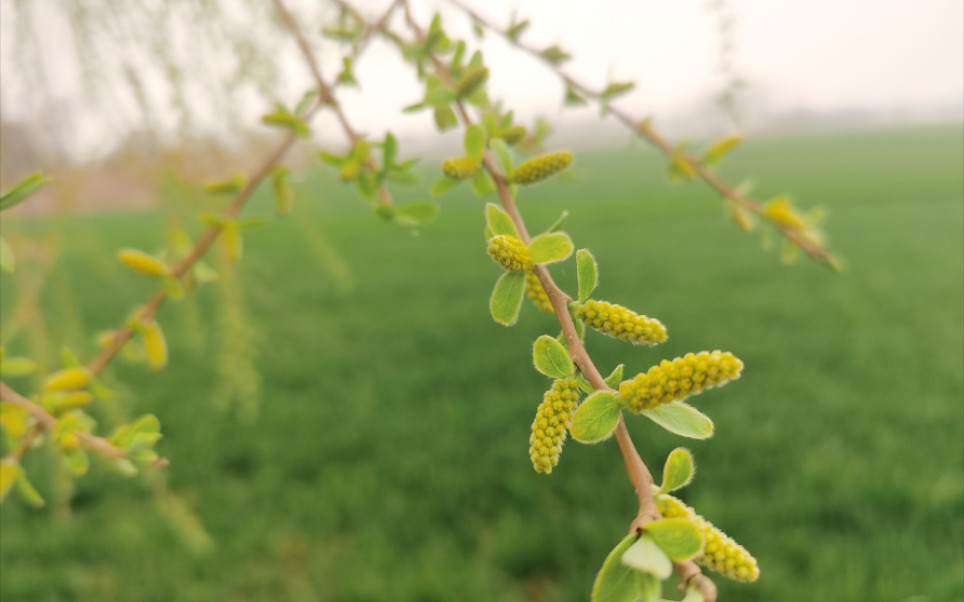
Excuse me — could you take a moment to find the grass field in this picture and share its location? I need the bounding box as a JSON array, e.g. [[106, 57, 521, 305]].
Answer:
[[1, 126, 962, 602]]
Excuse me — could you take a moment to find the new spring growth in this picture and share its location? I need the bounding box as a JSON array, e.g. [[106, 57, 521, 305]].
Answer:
[[42, 368, 92, 393], [117, 249, 169, 278], [577, 300, 668, 346], [509, 151, 573, 185], [658, 494, 760, 583], [529, 378, 581, 474], [140, 320, 168, 370], [619, 351, 743, 412], [525, 272, 554, 313], [487, 235, 533, 272], [442, 157, 481, 180]]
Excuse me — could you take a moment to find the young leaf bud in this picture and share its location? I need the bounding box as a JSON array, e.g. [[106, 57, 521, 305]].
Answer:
[[658, 495, 760, 582], [509, 151, 573, 185], [619, 351, 743, 412], [525, 272, 554, 313], [455, 66, 489, 98], [42, 368, 92, 393], [499, 126, 527, 146], [529, 378, 581, 474], [442, 157, 482, 180], [117, 249, 169, 278], [487, 235, 533, 272], [42, 391, 94, 414], [141, 320, 168, 370], [576, 300, 667, 346]]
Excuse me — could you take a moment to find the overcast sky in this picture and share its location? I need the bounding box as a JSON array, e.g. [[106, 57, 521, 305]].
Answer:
[[1, 0, 961, 158]]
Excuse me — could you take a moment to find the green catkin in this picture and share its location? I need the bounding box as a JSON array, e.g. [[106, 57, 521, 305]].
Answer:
[[509, 151, 573, 184], [577, 300, 667, 346], [455, 66, 489, 98], [529, 379, 581, 474], [525, 272, 554, 313], [487, 235, 533, 272], [658, 494, 760, 582], [442, 157, 481, 180], [619, 351, 743, 412]]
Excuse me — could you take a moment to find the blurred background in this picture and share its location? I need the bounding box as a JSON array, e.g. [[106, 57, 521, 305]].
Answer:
[[0, 1, 962, 601]]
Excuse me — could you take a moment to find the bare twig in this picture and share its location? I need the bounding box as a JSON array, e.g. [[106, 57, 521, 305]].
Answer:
[[396, 4, 717, 598], [447, 0, 835, 269]]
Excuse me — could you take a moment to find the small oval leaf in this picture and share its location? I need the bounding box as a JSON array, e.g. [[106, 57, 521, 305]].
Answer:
[[643, 402, 714, 439], [576, 249, 599, 302], [489, 271, 526, 326], [621, 534, 673, 579], [570, 391, 621, 443], [532, 335, 574, 378], [645, 517, 704, 561], [529, 232, 574, 265], [485, 203, 519, 238], [660, 447, 695, 494]]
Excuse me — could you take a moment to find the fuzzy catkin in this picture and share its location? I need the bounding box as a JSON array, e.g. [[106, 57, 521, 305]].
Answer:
[[442, 157, 481, 180], [117, 249, 168, 277], [42, 368, 92, 393], [487, 235, 533, 272], [619, 351, 743, 412], [525, 272, 554, 313], [658, 494, 760, 582], [529, 379, 581, 474], [576, 300, 667, 346], [510, 152, 573, 185]]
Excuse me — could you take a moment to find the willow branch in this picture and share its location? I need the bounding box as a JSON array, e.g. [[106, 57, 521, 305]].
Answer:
[[0, 381, 169, 467], [275, 0, 400, 206], [448, 0, 834, 270], [397, 4, 716, 599]]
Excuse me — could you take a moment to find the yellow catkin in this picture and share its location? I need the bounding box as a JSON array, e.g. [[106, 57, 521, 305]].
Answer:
[[763, 197, 806, 230], [43, 391, 94, 414], [442, 157, 481, 180], [618, 351, 743, 412], [525, 272, 554, 313], [510, 151, 573, 185], [42, 368, 92, 393], [658, 494, 760, 582], [142, 321, 168, 370], [117, 249, 168, 277], [529, 379, 581, 474], [487, 235, 533, 272], [576, 300, 667, 346]]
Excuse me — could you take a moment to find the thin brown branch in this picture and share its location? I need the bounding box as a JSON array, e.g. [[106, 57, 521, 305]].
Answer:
[[396, 4, 716, 598], [0, 381, 168, 467], [448, 0, 835, 270]]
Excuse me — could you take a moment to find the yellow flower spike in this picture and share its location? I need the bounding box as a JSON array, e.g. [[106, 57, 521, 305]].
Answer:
[[487, 235, 533, 272], [510, 151, 573, 185], [42, 368, 92, 393], [525, 272, 554, 313], [529, 378, 581, 474], [657, 494, 760, 583], [43, 391, 94, 414], [619, 351, 743, 412], [141, 320, 168, 370], [763, 196, 806, 230], [442, 157, 481, 180], [117, 249, 169, 278], [0, 403, 29, 438], [576, 300, 667, 346]]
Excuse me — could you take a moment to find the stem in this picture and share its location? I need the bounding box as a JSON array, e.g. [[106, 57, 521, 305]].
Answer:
[[396, 5, 716, 598], [447, 0, 835, 269]]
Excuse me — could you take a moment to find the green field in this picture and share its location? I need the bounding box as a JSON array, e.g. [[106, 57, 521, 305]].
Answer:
[[1, 126, 962, 601]]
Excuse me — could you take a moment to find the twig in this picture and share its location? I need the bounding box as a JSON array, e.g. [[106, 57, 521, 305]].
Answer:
[[396, 4, 717, 599], [447, 0, 835, 269], [0, 381, 168, 466]]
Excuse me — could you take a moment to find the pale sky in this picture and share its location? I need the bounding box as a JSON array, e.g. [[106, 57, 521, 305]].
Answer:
[[1, 0, 961, 158]]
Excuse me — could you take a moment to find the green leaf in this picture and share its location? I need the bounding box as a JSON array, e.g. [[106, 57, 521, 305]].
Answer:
[[382, 132, 398, 169], [532, 335, 574, 378], [703, 135, 743, 166], [464, 125, 486, 160], [395, 202, 440, 228], [60, 347, 82, 368], [564, 84, 588, 107], [507, 19, 529, 42], [433, 106, 458, 131], [0, 463, 19, 502], [570, 391, 621, 443], [643, 402, 714, 439], [164, 276, 185, 301], [660, 447, 695, 494], [603, 364, 624, 389], [645, 517, 704, 561], [541, 45, 571, 65], [601, 81, 636, 101], [431, 176, 462, 197], [319, 151, 348, 168], [16, 471, 45, 507], [294, 90, 318, 117], [574, 372, 593, 394], [485, 203, 519, 238], [489, 271, 526, 326], [576, 249, 599, 302], [592, 535, 660, 602], [0, 356, 36, 377], [64, 449, 90, 476], [490, 138, 513, 173], [470, 170, 496, 197], [0, 171, 49, 211], [0, 236, 13, 272], [529, 232, 574, 265], [622, 534, 673, 579]]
